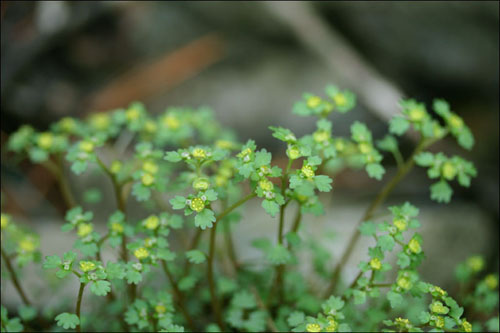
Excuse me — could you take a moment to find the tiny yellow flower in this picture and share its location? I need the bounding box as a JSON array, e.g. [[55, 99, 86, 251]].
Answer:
[[301, 165, 315, 179], [461, 320, 472, 332], [449, 114, 463, 129], [79, 261, 96, 272], [189, 198, 205, 213], [192, 148, 207, 159], [90, 113, 110, 130], [259, 179, 274, 192], [155, 304, 167, 314], [433, 123, 445, 138], [430, 301, 449, 315], [484, 274, 498, 290], [333, 93, 347, 107], [313, 130, 330, 143], [397, 275, 412, 290], [144, 215, 159, 230], [287, 145, 301, 160], [18, 237, 36, 252], [370, 258, 382, 270], [466, 256, 484, 272], [306, 323, 321, 333], [144, 120, 157, 133], [79, 140, 95, 153], [215, 140, 234, 150], [441, 161, 457, 180], [193, 178, 210, 191], [238, 148, 252, 159], [142, 161, 159, 174], [408, 238, 421, 254], [334, 140, 345, 152], [144, 237, 156, 248], [306, 96, 322, 109], [358, 142, 372, 154], [325, 319, 338, 332], [134, 247, 149, 260], [395, 317, 410, 327], [111, 222, 124, 234], [215, 175, 227, 187], [110, 160, 122, 174], [393, 218, 407, 232], [77, 223, 93, 238], [60, 117, 76, 132], [1, 214, 10, 229], [434, 316, 445, 329], [408, 107, 426, 122], [163, 114, 180, 129], [365, 154, 376, 164], [126, 107, 141, 121], [141, 173, 155, 186], [37, 132, 54, 149], [430, 285, 447, 297]]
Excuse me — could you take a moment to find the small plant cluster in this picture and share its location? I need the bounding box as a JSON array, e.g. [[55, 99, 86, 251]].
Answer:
[[1, 85, 498, 333]]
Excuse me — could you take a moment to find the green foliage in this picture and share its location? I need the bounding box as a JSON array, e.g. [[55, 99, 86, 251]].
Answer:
[[2, 84, 493, 333]]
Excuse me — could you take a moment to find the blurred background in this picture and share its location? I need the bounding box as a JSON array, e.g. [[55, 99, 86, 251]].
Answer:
[[1, 1, 499, 306]]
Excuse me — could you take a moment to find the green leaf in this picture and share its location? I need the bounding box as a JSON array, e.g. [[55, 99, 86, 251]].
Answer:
[[351, 122, 372, 143], [18, 305, 37, 321], [387, 291, 404, 308], [376, 135, 398, 152], [231, 290, 256, 309], [43, 255, 61, 269], [254, 150, 272, 168], [366, 163, 385, 180], [457, 128, 474, 150], [243, 310, 266, 332], [322, 296, 345, 312], [194, 209, 216, 230], [293, 101, 312, 116], [353, 290, 367, 305], [204, 189, 218, 201], [377, 235, 395, 252], [106, 262, 126, 280], [418, 311, 431, 324], [430, 180, 453, 203], [132, 183, 151, 201], [289, 175, 303, 189], [126, 270, 142, 285], [262, 200, 280, 217], [359, 221, 377, 236], [55, 312, 80, 330], [237, 164, 254, 178], [397, 253, 411, 269], [287, 311, 305, 327], [314, 175, 333, 192], [6, 318, 23, 332], [165, 151, 182, 162], [170, 196, 186, 210], [185, 250, 206, 264], [178, 276, 197, 291], [414, 152, 435, 167], [91, 280, 111, 296], [267, 244, 292, 265], [71, 161, 88, 175], [389, 116, 410, 136]]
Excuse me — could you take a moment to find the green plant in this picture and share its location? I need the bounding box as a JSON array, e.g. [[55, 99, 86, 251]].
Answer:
[[1, 85, 497, 333]]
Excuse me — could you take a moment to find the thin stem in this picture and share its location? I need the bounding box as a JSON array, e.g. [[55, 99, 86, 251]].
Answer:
[[1, 245, 31, 306], [251, 287, 279, 332], [223, 219, 239, 274], [160, 260, 195, 331], [323, 138, 429, 298], [43, 155, 76, 209], [75, 283, 86, 333], [182, 228, 203, 277]]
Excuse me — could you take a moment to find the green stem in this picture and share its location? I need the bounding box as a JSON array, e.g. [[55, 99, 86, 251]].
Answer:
[[1, 245, 31, 306], [323, 138, 429, 298], [223, 217, 239, 274], [43, 155, 76, 209], [75, 283, 86, 333], [160, 260, 195, 331]]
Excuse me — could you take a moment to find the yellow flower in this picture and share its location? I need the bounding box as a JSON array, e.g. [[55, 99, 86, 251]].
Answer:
[[90, 113, 110, 130], [155, 304, 167, 314], [79, 261, 96, 272], [484, 274, 498, 290], [189, 198, 205, 213], [134, 247, 149, 260], [141, 173, 155, 186], [193, 178, 210, 191], [192, 148, 207, 159], [434, 316, 445, 329], [397, 275, 412, 290], [110, 160, 122, 174], [441, 161, 457, 180], [1, 214, 10, 229], [215, 140, 235, 150], [395, 317, 410, 327], [163, 114, 180, 129], [393, 218, 407, 232], [334, 140, 345, 152], [306, 323, 321, 333], [287, 145, 301, 159], [408, 238, 421, 254], [142, 161, 159, 174], [408, 107, 426, 122], [333, 93, 347, 107], [144, 120, 157, 133], [126, 107, 141, 121], [466, 256, 484, 272], [111, 222, 124, 234], [79, 140, 95, 153], [313, 130, 330, 143], [143, 215, 159, 230], [461, 320, 472, 332], [430, 301, 449, 315], [37, 132, 54, 149], [370, 258, 382, 270], [325, 319, 338, 332], [60, 117, 76, 132], [77, 223, 93, 238], [259, 179, 274, 192], [430, 285, 447, 297], [449, 114, 463, 129], [306, 96, 322, 109], [358, 142, 372, 154], [301, 165, 315, 179], [144, 237, 156, 248], [18, 237, 36, 252]]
